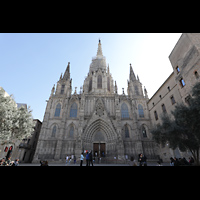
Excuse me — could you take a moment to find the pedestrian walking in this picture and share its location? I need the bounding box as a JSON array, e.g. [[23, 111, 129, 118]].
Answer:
[[86, 152, 89, 166], [74, 155, 76, 164], [65, 155, 69, 165], [89, 150, 93, 166], [138, 153, 147, 166], [69, 156, 71, 165], [14, 159, 19, 166], [138, 153, 143, 166], [80, 152, 84, 166]]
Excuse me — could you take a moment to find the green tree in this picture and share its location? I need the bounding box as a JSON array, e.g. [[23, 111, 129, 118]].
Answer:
[[0, 88, 34, 145], [151, 82, 200, 165]]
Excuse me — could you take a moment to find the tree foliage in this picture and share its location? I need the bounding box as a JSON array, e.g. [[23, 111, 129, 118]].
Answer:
[[151, 82, 200, 165], [0, 88, 34, 144]]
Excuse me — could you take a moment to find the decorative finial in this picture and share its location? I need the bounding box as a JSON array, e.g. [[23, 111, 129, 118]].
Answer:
[[122, 88, 124, 94]]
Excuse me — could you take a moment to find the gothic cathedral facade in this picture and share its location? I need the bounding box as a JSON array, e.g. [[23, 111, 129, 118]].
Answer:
[[33, 40, 157, 163]]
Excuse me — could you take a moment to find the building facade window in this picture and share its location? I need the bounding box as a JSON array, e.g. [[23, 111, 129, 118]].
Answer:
[[154, 110, 158, 120], [138, 104, 144, 118], [142, 125, 147, 137], [107, 77, 110, 91], [161, 104, 167, 113], [194, 71, 199, 79], [97, 75, 102, 89], [121, 103, 129, 119], [70, 102, 77, 118], [61, 84, 65, 94], [170, 95, 176, 105], [176, 66, 180, 74], [69, 126, 74, 138], [125, 125, 130, 138], [180, 78, 185, 87], [54, 103, 61, 117], [89, 77, 92, 92], [52, 125, 56, 137], [135, 86, 139, 95]]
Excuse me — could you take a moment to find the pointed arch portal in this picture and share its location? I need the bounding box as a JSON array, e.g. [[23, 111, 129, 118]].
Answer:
[[82, 119, 120, 157], [83, 119, 117, 143]]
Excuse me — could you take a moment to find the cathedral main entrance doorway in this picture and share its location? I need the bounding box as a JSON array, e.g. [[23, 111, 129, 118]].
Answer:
[[93, 143, 106, 157]]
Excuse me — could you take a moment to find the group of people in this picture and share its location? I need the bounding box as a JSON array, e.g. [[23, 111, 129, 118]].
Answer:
[[65, 155, 76, 165], [40, 160, 49, 166], [80, 151, 94, 166], [170, 156, 194, 166], [0, 157, 19, 166]]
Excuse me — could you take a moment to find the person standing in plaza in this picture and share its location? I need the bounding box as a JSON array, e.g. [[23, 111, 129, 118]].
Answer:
[[80, 152, 84, 166], [89, 150, 93, 166], [14, 159, 19, 166], [138, 153, 143, 166], [65, 155, 69, 165], [86, 152, 89, 166]]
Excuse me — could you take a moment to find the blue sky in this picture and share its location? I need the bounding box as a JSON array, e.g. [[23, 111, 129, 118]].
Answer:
[[0, 33, 182, 121]]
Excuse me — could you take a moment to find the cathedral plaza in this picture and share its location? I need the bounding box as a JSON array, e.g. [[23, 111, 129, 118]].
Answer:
[[2, 33, 200, 166]]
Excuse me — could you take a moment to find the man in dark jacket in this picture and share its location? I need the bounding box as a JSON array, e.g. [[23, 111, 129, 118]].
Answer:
[[89, 150, 93, 166], [86, 152, 89, 166], [138, 153, 147, 166]]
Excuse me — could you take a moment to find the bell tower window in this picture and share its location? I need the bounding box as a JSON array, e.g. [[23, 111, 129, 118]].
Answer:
[[61, 84, 65, 94], [54, 103, 61, 117], [97, 75, 102, 89], [107, 77, 110, 91], [89, 77, 92, 92]]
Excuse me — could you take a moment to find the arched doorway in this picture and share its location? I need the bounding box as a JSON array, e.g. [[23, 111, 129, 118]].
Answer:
[[93, 131, 106, 157], [82, 119, 120, 158]]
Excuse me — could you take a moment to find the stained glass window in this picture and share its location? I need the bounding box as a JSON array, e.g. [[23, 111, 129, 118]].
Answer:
[[70, 102, 77, 118], [121, 103, 129, 119], [138, 104, 144, 118], [54, 103, 61, 117]]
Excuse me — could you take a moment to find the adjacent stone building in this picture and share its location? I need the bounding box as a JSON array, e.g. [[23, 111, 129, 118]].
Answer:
[[148, 33, 200, 161], [18, 119, 42, 163], [33, 40, 157, 163]]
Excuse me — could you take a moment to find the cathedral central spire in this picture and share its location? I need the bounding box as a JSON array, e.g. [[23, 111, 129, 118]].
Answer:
[[89, 40, 107, 73], [97, 39, 103, 56]]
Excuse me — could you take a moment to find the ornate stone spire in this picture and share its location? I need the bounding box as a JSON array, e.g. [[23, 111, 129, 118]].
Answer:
[[144, 86, 149, 99], [97, 39, 103, 56], [63, 62, 70, 80], [129, 63, 136, 82], [90, 40, 107, 72]]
